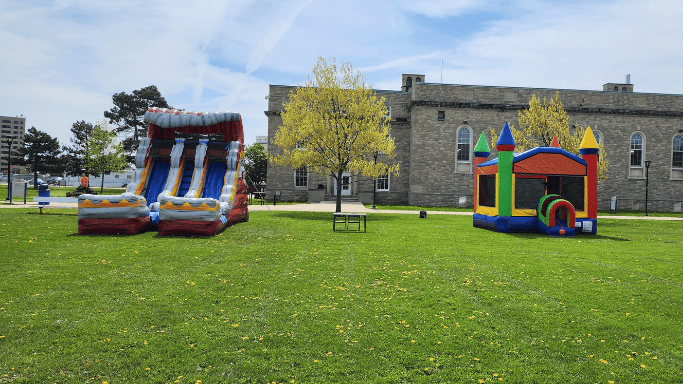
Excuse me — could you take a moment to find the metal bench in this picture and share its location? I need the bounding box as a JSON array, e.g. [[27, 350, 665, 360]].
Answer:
[[333, 212, 367, 232]]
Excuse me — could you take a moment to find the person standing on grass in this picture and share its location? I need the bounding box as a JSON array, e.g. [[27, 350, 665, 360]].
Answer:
[[80, 173, 89, 187]]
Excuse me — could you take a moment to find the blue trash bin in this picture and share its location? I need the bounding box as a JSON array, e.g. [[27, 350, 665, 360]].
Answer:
[[38, 183, 50, 206]]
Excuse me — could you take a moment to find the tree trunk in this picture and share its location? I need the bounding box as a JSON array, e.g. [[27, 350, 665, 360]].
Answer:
[[101, 172, 105, 194], [335, 173, 342, 213]]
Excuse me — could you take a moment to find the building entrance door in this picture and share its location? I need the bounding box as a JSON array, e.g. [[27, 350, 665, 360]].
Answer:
[[334, 172, 352, 196]]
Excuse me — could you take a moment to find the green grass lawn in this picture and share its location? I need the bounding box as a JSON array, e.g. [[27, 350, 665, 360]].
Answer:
[[1, 209, 682, 383]]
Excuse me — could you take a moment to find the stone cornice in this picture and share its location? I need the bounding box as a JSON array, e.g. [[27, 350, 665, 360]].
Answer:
[[407, 100, 683, 117]]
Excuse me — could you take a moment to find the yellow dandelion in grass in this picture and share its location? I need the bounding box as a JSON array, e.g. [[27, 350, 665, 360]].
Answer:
[[314, 360, 319, 363], [145, 367, 150, 371], [424, 368, 429, 371], [411, 340, 415, 343], [429, 358, 434, 362], [479, 380, 485, 383], [609, 381, 614, 384], [232, 324, 239, 327], [599, 359, 609, 364], [640, 364, 646, 368]]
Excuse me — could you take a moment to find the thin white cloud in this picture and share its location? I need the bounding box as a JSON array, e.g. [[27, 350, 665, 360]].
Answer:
[[396, 0, 496, 18], [244, 0, 314, 75], [1, 0, 682, 149]]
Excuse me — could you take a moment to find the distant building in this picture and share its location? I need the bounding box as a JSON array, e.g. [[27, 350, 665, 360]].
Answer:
[[255, 135, 268, 152], [1, 115, 26, 175], [265, 75, 683, 212]]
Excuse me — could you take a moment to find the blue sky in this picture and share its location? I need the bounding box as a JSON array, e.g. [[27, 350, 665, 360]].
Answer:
[[1, 0, 682, 147]]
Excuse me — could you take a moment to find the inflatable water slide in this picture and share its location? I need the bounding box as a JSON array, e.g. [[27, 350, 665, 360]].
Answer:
[[78, 108, 248, 236]]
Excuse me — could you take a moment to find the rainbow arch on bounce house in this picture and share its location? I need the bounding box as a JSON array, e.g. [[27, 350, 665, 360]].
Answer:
[[472, 122, 599, 237], [78, 108, 248, 236]]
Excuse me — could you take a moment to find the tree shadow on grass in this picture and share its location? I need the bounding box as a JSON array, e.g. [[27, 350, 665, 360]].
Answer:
[[505, 231, 630, 241], [26, 209, 77, 216], [270, 211, 400, 222]]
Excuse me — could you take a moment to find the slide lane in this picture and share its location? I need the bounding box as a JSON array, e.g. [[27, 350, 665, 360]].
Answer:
[[203, 161, 227, 199], [177, 161, 194, 197], [144, 161, 170, 206]]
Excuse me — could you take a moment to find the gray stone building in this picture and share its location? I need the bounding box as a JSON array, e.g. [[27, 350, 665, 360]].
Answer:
[[265, 75, 683, 212]]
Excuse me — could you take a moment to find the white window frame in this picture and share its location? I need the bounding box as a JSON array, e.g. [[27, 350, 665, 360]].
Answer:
[[629, 131, 646, 179], [455, 125, 472, 174], [592, 129, 603, 160], [376, 173, 390, 191], [294, 167, 308, 188], [671, 134, 683, 180]]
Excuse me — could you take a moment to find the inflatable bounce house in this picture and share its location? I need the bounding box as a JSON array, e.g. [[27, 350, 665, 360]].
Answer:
[[473, 122, 599, 236], [78, 108, 248, 236]]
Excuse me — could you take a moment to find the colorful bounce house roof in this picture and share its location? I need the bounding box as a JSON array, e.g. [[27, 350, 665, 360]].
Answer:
[[77, 108, 248, 236], [473, 123, 599, 237]]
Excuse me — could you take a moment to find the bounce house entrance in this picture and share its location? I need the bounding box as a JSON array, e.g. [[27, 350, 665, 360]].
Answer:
[[538, 194, 576, 236]]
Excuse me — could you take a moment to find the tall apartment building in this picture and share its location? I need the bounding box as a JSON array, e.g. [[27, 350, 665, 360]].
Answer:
[[1, 115, 26, 175], [265, 75, 683, 212]]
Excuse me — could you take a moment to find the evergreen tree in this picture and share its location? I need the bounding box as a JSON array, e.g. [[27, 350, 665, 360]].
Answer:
[[16, 127, 63, 188], [62, 120, 94, 177], [104, 85, 170, 159]]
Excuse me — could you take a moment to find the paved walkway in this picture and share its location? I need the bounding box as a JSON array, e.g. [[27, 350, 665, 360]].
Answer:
[[6, 200, 682, 221]]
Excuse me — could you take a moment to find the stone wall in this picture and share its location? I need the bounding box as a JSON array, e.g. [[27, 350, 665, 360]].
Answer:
[[265, 85, 409, 204], [266, 81, 683, 211], [408, 83, 683, 210]]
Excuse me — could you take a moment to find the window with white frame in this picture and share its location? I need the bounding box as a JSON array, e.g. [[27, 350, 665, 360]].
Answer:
[[294, 167, 308, 187], [376, 173, 389, 191], [456, 126, 472, 173], [629, 132, 645, 178], [593, 129, 603, 160], [672, 135, 683, 180]]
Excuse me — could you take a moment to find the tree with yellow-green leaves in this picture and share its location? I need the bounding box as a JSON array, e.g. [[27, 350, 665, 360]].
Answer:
[[491, 92, 609, 181], [271, 57, 399, 213]]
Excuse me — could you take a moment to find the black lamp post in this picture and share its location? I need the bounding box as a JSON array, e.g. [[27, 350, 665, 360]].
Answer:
[[644, 160, 651, 216], [5, 137, 12, 201]]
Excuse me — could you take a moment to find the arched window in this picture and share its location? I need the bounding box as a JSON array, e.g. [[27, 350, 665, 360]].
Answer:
[[613, 86, 619, 91], [592, 130, 602, 145], [629, 132, 645, 178], [622, 87, 627, 92], [456, 126, 472, 173], [416, 77, 422, 83], [406, 77, 412, 89], [592, 130, 603, 160], [672, 135, 683, 180]]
